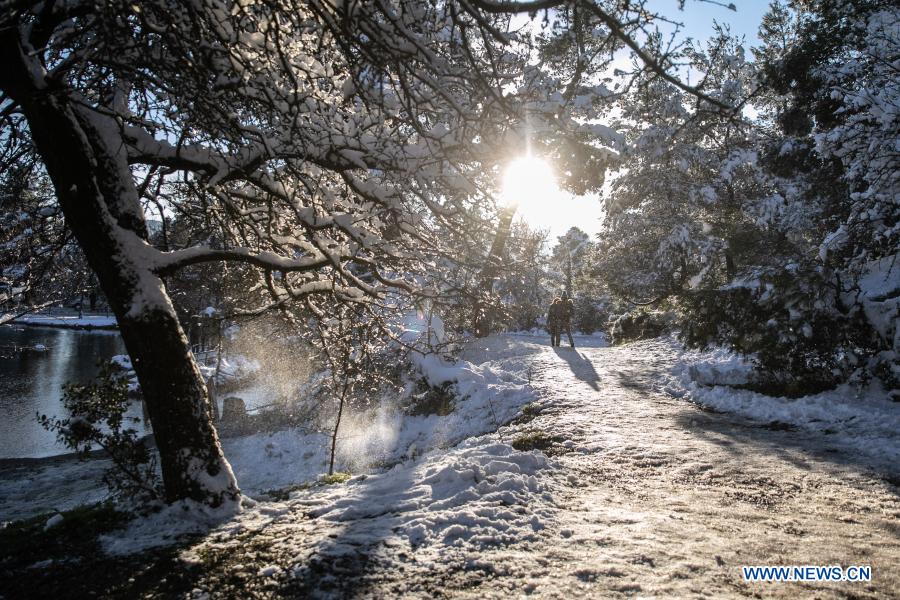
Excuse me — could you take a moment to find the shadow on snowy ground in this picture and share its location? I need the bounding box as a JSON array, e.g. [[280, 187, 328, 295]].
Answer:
[[600, 347, 669, 393], [552, 347, 601, 391], [505, 332, 609, 349], [674, 406, 900, 487], [607, 366, 662, 393], [284, 462, 423, 597], [0, 526, 207, 599]]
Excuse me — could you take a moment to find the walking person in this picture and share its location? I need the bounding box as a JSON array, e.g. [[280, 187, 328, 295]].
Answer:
[[547, 297, 562, 346], [559, 291, 575, 348]]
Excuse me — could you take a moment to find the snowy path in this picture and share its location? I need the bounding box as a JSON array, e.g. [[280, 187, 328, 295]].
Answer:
[[151, 336, 899, 598], [493, 337, 900, 598], [18, 336, 898, 598]]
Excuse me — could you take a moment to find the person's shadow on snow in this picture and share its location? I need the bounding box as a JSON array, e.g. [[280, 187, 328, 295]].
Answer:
[[553, 346, 600, 391]]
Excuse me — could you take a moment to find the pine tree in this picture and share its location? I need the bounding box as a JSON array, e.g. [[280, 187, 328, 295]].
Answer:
[[598, 1, 898, 393]]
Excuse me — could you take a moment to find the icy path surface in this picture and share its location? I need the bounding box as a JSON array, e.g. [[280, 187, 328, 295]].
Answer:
[[493, 337, 900, 598], [134, 337, 900, 597]]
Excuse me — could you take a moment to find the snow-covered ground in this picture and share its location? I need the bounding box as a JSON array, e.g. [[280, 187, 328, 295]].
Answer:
[[667, 340, 900, 472], [506, 329, 609, 344], [0, 336, 537, 522], [220, 342, 536, 499], [3, 335, 898, 598]]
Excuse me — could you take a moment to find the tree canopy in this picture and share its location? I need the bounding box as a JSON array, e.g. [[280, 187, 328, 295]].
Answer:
[[2, 0, 741, 505]]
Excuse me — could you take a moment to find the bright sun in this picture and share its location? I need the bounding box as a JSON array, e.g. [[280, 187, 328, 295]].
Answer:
[[502, 155, 562, 227], [501, 155, 603, 237]]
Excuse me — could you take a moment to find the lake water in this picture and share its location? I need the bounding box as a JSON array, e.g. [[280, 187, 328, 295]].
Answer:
[[0, 325, 149, 458]]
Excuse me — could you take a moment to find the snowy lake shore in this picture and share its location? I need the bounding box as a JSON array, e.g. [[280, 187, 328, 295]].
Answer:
[[2, 313, 119, 331], [4, 334, 897, 524]]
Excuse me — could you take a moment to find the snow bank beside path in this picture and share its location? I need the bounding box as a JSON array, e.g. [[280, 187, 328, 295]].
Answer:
[[0, 336, 539, 526], [101, 439, 555, 557], [669, 346, 900, 471], [130, 338, 538, 501], [220, 341, 538, 496], [302, 441, 553, 551], [409, 350, 534, 447], [223, 429, 331, 494], [82, 335, 544, 556], [163, 440, 554, 566]]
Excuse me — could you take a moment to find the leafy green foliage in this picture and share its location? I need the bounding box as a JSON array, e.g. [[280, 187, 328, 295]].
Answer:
[[38, 364, 163, 505], [320, 472, 352, 485], [511, 431, 554, 452]]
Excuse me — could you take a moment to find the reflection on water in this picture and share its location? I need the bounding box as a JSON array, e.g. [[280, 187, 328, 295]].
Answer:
[[0, 325, 148, 458]]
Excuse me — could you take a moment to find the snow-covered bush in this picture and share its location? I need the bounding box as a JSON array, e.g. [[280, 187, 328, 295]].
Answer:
[[573, 293, 608, 335], [609, 310, 670, 345], [680, 277, 876, 396], [38, 365, 163, 506]]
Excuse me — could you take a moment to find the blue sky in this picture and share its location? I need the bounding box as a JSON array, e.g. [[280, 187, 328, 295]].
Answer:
[[647, 0, 771, 49], [513, 2, 775, 240]]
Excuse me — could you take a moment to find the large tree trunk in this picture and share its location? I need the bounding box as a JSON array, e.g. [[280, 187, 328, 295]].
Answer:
[[2, 37, 239, 508]]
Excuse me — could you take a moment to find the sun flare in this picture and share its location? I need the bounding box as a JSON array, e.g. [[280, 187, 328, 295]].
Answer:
[[502, 155, 561, 227]]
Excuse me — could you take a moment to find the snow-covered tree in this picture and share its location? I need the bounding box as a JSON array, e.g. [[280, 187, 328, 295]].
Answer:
[[0, 145, 98, 318], [599, 28, 759, 303], [1, 0, 521, 507], [0, 0, 739, 505], [812, 2, 899, 263], [758, 0, 899, 389], [548, 226, 611, 333], [550, 226, 591, 295], [495, 220, 552, 332], [600, 1, 898, 392]]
